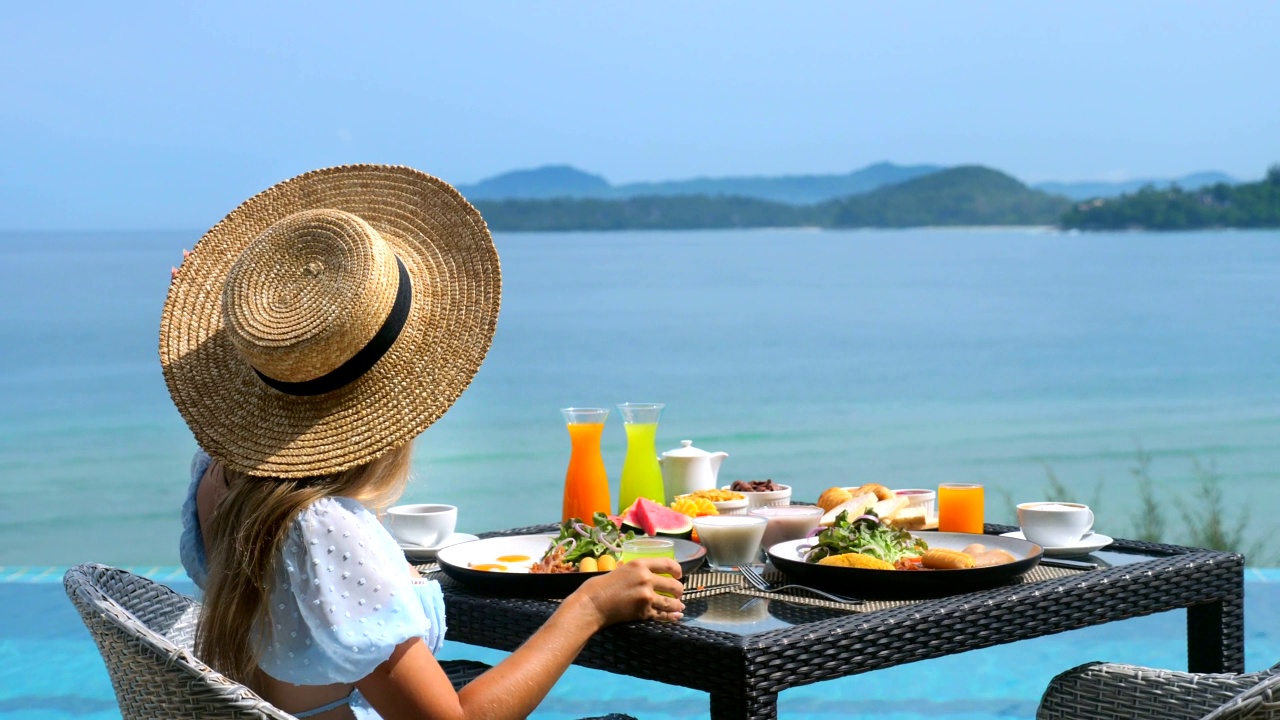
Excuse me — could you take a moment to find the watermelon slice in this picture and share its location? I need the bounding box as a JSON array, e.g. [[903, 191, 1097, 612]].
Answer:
[[619, 497, 694, 539]]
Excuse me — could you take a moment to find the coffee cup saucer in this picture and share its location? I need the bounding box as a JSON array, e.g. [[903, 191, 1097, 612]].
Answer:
[[999, 530, 1113, 557], [397, 533, 479, 561]]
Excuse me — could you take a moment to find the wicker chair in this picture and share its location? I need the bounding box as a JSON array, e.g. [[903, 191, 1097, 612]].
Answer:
[[65, 563, 633, 720], [1038, 661, 1280, 720]]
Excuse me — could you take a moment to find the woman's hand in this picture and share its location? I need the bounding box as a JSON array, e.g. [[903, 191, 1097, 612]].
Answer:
[[572, 557, 685, 628]]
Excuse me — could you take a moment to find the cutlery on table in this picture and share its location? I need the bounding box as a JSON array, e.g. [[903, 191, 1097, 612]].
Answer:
[[737, 565, 864, 605], [683, 581, 745, 593], [1040, 557, 1098, 570]]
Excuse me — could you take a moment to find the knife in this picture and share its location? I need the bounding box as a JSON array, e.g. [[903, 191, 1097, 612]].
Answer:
[[684, 582, 745, 593], [1041, 557, 1098, 570]]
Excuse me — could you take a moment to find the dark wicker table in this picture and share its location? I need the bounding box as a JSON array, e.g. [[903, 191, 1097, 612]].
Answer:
[[428, 523, 1244, 720]]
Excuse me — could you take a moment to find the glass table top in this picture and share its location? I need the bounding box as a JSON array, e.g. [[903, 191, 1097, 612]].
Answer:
[[680, 591, 852, 635]]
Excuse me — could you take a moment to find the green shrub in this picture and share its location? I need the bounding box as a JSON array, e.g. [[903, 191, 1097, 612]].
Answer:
[[1032, 450, 1269, 565]]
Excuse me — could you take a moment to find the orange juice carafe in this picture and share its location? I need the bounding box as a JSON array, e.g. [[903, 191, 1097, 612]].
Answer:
[[561, 408, 612, 522]]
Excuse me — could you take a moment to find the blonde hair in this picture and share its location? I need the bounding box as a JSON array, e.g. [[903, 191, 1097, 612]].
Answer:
[[196, 443, 413, 685]]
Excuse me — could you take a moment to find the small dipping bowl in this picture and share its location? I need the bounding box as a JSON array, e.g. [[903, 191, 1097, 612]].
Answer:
[[749, 505, 824, 551], [890, 488, 937, 520]]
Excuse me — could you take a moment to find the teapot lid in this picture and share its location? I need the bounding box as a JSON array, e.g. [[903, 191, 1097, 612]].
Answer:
[[662, 439, 713, 458]]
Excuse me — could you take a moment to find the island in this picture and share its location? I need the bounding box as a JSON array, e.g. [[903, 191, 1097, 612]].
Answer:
[[473, 166, 1070, 232], [1060, 167, 1280, 230]]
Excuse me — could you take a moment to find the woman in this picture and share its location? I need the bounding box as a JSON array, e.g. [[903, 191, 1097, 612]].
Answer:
[[163, 165, 684, 720]]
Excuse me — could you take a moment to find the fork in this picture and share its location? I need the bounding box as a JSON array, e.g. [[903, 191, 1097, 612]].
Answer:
[[737, 565, 864, 604]]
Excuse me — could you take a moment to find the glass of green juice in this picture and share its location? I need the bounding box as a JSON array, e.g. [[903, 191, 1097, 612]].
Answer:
[[620, 537, 676, 595], [620, 537, 676, 564]]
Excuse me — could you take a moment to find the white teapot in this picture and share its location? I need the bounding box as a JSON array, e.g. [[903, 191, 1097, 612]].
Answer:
[[659, 440, 728, 504]]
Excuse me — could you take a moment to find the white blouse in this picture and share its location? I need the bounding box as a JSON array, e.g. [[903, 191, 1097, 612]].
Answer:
[[179, 451, 447, 719], [259, 495, 447, 684]]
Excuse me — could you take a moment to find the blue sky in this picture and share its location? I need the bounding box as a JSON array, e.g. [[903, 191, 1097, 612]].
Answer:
[[1, 1, 1277, 229]]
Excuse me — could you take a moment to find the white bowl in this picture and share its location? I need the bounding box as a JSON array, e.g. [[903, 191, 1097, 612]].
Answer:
[[721, 484, 792, 509]]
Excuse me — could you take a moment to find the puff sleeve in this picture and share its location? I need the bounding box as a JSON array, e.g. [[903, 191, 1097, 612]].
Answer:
[[258, 497, 441, 685], [179, 450, 213, 591]]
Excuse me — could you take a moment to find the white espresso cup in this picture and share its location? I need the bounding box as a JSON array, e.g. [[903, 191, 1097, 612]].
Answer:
[[1016, 501, 1094, 547], [386, 504, 457, 547]]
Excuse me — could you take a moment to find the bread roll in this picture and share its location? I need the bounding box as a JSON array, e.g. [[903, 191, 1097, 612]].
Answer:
[[853, 483, 895, 501], [817, 487, 853, 512]]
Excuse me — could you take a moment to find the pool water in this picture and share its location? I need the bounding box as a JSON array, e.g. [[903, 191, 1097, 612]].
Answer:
[[4, 569, 1277, 720]]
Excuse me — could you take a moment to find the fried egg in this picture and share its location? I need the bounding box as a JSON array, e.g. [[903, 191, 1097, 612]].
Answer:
[[469, 554, 536, 573]]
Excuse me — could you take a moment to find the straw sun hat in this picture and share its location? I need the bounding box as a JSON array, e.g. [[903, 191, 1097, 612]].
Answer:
[[160, 165, 500, 478]]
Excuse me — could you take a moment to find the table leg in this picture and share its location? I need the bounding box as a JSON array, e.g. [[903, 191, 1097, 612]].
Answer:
[[1187, 597, 1245, 673], [710, 688, 778, 720]]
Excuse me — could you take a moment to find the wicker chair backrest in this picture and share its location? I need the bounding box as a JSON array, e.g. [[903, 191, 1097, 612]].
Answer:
[[63, 563, 295, 720]]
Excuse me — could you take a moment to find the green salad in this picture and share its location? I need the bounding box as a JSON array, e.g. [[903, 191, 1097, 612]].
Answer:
[[547, 512, 634, 565], [804, 510, 929, 565]]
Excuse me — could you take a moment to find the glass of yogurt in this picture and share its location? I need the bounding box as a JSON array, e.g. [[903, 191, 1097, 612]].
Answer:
[[749, 505, 824, 553], [693, 515, 768, 571]]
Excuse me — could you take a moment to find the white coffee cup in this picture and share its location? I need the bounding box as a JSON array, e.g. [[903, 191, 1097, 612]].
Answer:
[[1016, 502, 1094, 547], [386, 504, 457, 547]]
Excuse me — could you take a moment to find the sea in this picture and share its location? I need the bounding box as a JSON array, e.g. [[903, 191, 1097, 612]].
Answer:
[[2, 227, 1279, 719], [3, 227, 1278, 565]]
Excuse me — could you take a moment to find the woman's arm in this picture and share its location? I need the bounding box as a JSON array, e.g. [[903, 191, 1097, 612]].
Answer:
[[356, 557, 685, 720]]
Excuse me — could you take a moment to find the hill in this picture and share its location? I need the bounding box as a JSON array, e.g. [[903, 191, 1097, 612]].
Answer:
[[457, 162, 943, 204], [1035, 171, 1237, 200], [457, 165, 612, 200], [1061, 167, 1280, 230], [455, 163, 1240, 210], [475, 166, 1072, 231], [818, 166, 1071, 227], [473, 195, 803, 232], [614, 162, 944, 204]]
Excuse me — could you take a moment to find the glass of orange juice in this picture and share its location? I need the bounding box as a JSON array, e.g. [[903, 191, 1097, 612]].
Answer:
[[937, 483, 985, 534]]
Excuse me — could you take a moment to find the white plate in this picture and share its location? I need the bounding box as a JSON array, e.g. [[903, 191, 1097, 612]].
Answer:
[[398, 533, 479, 561], [999, 530, 1113, 557], [436, 534, 707, 598]]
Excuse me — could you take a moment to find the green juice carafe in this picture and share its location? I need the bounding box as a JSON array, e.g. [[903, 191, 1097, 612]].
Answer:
[[617, 403, 665, 512]]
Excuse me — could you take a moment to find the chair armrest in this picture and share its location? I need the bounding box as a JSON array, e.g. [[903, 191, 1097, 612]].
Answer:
[[439, 660, 492, 691], [1202, 667, 1280, 720], [1038, 662, 1268, 720], [437, 660, 636, 720]]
